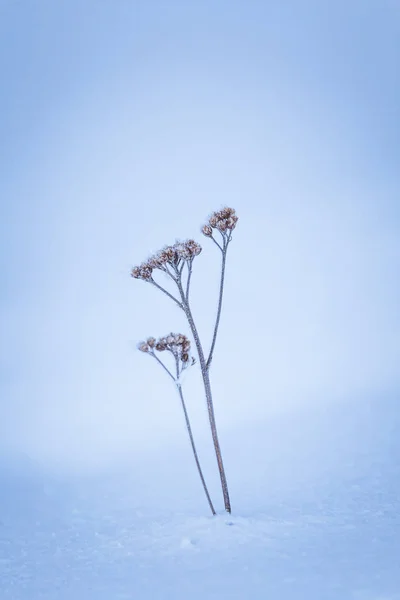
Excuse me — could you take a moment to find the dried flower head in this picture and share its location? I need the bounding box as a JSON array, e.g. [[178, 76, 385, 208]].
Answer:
[[201, 224, 213, 237], [206, 207, 238, 236], [147, 337, 156, 348], [155, 339, 167, 351], [186, 239, 202, 256], [175, 239, 202, 260], [131, 263, 153, 281], [175, 242, 190, 260], [131, 266, 140, 279], [138, 341, 150, 353], [132, 240, 202, 280], [148, 254, 167, 269], [164, 246, 177, 262], [209, 214, 219, 228], [153, 332, 192, 363], [216, 220, 228, 233]]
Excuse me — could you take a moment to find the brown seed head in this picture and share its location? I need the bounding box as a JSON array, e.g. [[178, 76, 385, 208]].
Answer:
[[140, 264, 153, 280], [219, 206, 234, 219], [175, 240, 202, 261], [207, 207, 238, 234], [202, 225, 213, 237], [157, 251, 169, 265], [148, 253, 167, 269], [154, 332, 193, 363], [216, 220, 228, 232], [133, 237, 203, 279], [186, 239, 202, 256], [131, 263, 153, 281], [138, 341, 149, 353], [164, 246, 177, 261], [175, 242, 191, 260], [231, 214, 239, 228], [147, 337, 156, 348], [209, 214, 219, 228]]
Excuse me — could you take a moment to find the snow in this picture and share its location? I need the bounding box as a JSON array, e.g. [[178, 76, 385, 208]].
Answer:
[[1, 395, 400, 599]]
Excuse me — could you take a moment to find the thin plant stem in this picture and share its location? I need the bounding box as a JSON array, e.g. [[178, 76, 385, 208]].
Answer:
[[151, 353, 175, 382], [151, 350, 216, 516], [206, 243, 227, 370], [186, 260, 193, 302], [210, 235, 223, 252], [176, 278, 231, 513], [165, 264, 177, 281], [150, 280, 183, 309], [176, 383, 216, 516]]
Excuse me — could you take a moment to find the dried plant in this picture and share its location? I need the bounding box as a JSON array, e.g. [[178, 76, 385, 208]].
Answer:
[[132, 208, 238, 513], [138, 334, 216, 515]]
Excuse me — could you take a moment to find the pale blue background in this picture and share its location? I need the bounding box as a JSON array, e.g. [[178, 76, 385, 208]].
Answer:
[[0, 0, 399, 471]]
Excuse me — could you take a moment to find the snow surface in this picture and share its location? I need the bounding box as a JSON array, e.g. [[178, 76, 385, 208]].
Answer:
[[1, 395, 399, 599]]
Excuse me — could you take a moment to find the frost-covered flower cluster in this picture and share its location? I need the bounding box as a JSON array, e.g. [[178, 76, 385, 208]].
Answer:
[[202, 207, 238, 237], [131, 264, 153, 281], [138, 333, 193, 364], [131, 240, 202, 281]]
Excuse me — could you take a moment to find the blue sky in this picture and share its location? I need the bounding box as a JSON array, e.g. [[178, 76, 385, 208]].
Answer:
[[0, 0, 399, 471]]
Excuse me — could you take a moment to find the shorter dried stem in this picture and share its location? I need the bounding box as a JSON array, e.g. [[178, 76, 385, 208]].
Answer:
[[210, 235, 223, 252], [139, 333, 216, 516], [176, 383, 216, 516], [150, 280, 183, 309], [151, 352, 175, 382]]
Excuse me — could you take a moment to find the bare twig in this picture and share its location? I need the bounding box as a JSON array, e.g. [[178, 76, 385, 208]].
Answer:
[[176, 383, 216, 515], [206, 242, 228, 370], [151, 352, 175, 382], [150, 280, 183, 309], [165, 264, 178, 281], [186, 260, 193, 302], [210, 235, 223, 252], [176, 277, 231, 513]]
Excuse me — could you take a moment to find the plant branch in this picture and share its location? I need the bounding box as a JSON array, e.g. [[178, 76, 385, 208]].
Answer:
[[206, 245, 228, 370], [151, 353, 175, 382], [164, 264, 178, 281], [186, 260, 193, 302], [174, 352, 180, 380], [210, 235, 223, 252], [176, 383, 216, 515], [176, 278, 231, 513], [150, 280, 183, 309]]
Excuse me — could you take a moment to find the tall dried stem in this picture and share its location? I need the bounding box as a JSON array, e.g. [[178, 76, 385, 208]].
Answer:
[[173, 277, 231, 512], [176, 382, 216, 515]]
